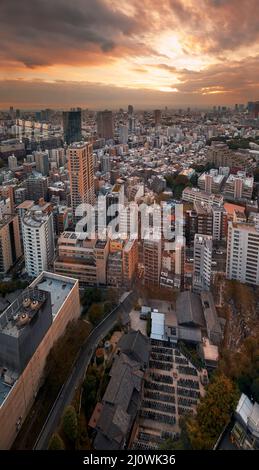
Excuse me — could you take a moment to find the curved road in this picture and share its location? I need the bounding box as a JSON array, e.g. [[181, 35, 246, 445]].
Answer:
[[34, 292, 135, 450]]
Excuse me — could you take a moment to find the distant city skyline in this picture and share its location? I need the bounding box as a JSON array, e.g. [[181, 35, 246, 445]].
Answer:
[[1, 0, 259, 108]]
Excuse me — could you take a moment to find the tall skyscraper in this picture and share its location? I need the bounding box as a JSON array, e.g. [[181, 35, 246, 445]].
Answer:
[[193, 234, 213, 292], [8, 154, 17, 171], [128, 104, 133, 115], [62, 110, 82, 144], [174, 237, 185, 289], [34, 151, 49, 176], [143, 229, 162, 286], [96, 110, 113, 140], [9, 106, 14, 119], [154, 109, 161, 126], [226, 221, 259, 285], [128, 116, 135, 133], [68, 142, 95, 221], [0, 214, 22, 274], [25, 175, 48, 202], [119, 124, 128, 144], [205, 174, 213, 194], [22, 210, 55, 277]]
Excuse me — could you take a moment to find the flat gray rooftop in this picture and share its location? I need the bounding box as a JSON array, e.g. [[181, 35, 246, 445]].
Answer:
[[36, 277, 74, 318]]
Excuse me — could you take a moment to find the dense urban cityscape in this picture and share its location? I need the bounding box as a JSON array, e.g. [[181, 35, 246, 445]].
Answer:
[[1, 0, 259, 462], [0, 103, 259, 452]]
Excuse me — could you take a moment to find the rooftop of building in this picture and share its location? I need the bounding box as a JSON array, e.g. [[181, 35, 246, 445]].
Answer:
[[224, 202, 245, 216], [231, 221, 259, 233], [151, 311, 166, 341], [30, 272, 78, 318], [201, 338, 219, 362], [199, 172, 225, 184], [0, 288, 49, 339], [22, 210, 51, 228], [16, 200, 34, 210], [194, 201, 212, 214], [194, 233, 213, 243], [182, 186, 224, 201], [200, 291, 222, 336], [95, 239, 108, 249], [69, 141, 89, 149], [176, 291, 205, 328], [226, 173, 254, 187], [0, 213, 16, 229], [55, 255, 96, 267], [236, 393, 259, 436], [123, 238, 137, 253]]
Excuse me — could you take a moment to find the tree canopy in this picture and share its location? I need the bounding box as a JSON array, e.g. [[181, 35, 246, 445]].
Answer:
[[48, 433, 65, 450], [186, 373, 239, 450], [62, 406, 78, 442]]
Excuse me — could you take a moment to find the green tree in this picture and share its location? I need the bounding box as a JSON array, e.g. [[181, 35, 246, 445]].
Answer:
[[88, 303, 104, 325], [62, 405, 78, 442], [187, 374, 239, 449], [82, 372, 100, 418], [48, 433, 65, 450], [76, 414, 90, 450]]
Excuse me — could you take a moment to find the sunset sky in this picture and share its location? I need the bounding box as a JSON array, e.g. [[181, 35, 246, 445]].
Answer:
[[1, 0, 258, 109]]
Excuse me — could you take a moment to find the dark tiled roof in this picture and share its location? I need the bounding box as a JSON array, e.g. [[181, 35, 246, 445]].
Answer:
[[176, 291, 205, 327], [93, 331, 150, 450], [118, 330, 150, 364]]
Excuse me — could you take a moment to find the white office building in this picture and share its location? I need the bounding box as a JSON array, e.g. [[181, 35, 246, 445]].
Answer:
[[193, 234, 213, 292], [226, 221, 259, 285], [8, 154, 17, 170], [22, 210, 55, 277]]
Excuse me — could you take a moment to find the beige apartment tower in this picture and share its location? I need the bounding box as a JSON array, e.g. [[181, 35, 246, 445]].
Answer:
[[0, 214, 22, 274], [68, 142, 95, 221]]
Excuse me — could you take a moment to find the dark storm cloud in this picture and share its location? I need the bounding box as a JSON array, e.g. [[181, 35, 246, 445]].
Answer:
[[0, 0, 146, 67], [1, 0, 259, 68]]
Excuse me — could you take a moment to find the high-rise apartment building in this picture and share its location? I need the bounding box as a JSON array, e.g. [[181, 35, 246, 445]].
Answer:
[[25, 175, 48, 202], [96, 110, 113, 140], [174, 237, 185, 289], [8, 154, 17, 171], [122, 238, 138, 287], [143, 229, 162, 286], [62, 110, 82, 145], [54, 232, 109, 287], [212, 205, 227, 241], [206, 142, 253, 171], [68, 142, 95, 221], [22, 210, 55, 277], [185, 202, 213, 244], [224, 173, 254, 201], [226, 221, 259, 285], [119, 125, 128, 144], [154, 109, 161, 126], [182, 187, 224, 207], [0, 214, 22, 274], [193, 234, 213, 292], [34, 151, 49, 176], [198, 171, 225, 194]]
